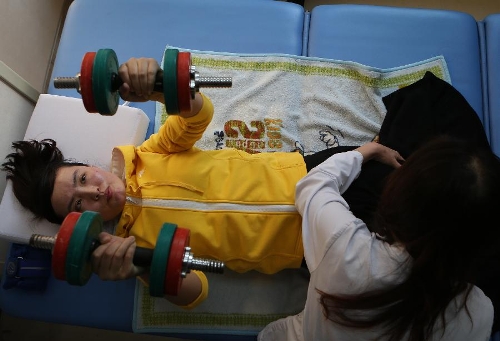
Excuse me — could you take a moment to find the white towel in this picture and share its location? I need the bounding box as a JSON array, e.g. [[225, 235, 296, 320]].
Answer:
[[156, 49, 450, 156], [133, 268, 310, 334]]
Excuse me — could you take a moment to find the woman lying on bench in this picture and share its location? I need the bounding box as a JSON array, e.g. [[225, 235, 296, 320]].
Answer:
[[2, 57, 394, 308]]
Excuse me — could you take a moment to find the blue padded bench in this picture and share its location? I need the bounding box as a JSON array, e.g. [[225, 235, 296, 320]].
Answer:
[[483, 14, 500, 157], [482, 14, 500, 341], [307, 5, 485, 127], [0, 1, 305, 340]]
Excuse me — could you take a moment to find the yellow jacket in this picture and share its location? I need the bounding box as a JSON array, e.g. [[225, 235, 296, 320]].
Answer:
[[113, 94, 306, 274]]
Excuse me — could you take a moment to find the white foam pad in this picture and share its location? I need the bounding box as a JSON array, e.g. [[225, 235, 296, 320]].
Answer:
[[0, 94, 149, 243]]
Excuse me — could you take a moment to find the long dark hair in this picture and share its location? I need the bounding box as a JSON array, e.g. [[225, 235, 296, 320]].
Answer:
[[1, 139, 86, 224], [318, 136, 500, 340]]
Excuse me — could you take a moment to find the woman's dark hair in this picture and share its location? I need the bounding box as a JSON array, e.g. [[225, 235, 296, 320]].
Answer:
[[318, 135, 500, 341], [1, 139, 86, 224]]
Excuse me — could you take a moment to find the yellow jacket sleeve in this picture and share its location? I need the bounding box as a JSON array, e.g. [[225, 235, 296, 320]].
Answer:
[[139, 93, 214, 154]]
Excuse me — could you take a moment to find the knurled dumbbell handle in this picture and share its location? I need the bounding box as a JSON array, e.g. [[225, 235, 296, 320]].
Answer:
[[29, 234, 153, 266], [89, 238, 223, 274], [54, 70, 232, 94], [52, 72, 163, 93], [29, 234, 224, 274], [110, 70, 232, 93], [109, 71, 163, 93], [133, 245, 224, 274]]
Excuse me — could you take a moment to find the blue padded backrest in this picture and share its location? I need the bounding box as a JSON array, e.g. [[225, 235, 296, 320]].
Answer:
[[0, 0, 304, 335], [48, 0, 305, 136], [484, 14, 500, 156], [307, 5, 484, 126]]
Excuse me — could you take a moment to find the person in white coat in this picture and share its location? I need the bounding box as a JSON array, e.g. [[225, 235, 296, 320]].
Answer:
[[259, 136, 500, 341]]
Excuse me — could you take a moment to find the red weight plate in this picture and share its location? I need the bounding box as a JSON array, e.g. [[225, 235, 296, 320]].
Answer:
[[52, 212, 81, 280], [176, 52, 192, 113], [80, 52, 98, 113], [65, 211, 102, 286], [164, 227, 190, 296]]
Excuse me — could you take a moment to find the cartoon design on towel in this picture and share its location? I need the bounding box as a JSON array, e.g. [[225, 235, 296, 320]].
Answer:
[[211, 120, 347, 156], [211, 118, 284, 153], [292, 141, 315, 157], [319, 126, 344, 149], [214, 131, 225, 150], [293, 126, 345, 156]]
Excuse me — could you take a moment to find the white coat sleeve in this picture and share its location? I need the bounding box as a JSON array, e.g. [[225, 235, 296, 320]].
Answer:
[[295, 150, 364, 272]]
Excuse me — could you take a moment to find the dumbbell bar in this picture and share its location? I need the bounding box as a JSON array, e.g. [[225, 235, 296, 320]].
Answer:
[[29, 211, 224, 297], [53, 48, 232, 116]]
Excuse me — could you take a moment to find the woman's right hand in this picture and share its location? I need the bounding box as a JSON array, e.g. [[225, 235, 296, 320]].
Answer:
[[91, 232, 142, 281]]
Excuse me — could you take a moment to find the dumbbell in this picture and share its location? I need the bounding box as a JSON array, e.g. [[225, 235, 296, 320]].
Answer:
[[29, 211, 224, 297], [53, 48, 232, 116]]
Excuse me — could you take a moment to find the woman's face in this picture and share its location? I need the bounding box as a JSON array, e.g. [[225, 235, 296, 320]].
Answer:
[[51, 165, 126, 221]]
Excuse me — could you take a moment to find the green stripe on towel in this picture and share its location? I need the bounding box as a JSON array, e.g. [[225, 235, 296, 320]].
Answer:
[[192, 56, 446, 89]]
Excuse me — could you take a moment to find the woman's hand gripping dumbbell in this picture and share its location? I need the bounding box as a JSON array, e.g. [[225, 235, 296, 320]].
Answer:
[[29, 211, 224, 297], [53, 48, 232, 116]]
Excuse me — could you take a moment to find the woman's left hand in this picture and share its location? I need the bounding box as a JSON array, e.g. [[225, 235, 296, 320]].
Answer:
[[356, 142, 405, 168]]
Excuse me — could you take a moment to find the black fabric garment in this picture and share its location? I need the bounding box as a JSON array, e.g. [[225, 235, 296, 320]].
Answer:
[[379, 71, 490, 156], [343, 71, 491, 227], [303, 146, 358, 171], [305, 72, 491, 227]]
